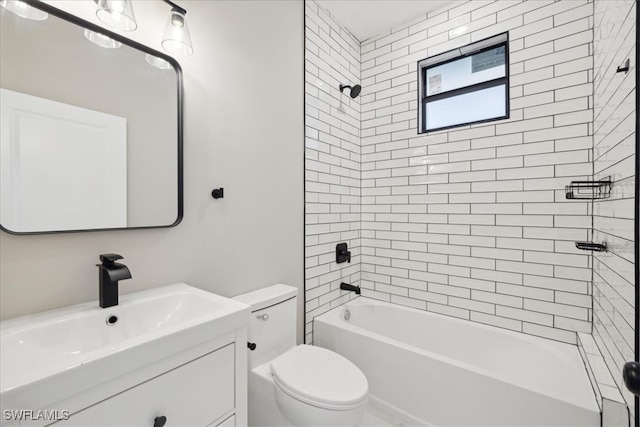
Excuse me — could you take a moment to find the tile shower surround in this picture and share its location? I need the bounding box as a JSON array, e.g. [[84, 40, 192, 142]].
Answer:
[[305, 0, 362, 342], [592, 0, 636, 417], [305, 0, 597, 345]]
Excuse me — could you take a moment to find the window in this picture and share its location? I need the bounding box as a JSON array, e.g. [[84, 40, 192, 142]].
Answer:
[[417, 32, 509, 133]]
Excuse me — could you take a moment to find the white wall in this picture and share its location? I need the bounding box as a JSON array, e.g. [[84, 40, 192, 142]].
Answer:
[[0, 0, 305, 341], [592, 0, 636, 418], [304, 1, 361, 343]]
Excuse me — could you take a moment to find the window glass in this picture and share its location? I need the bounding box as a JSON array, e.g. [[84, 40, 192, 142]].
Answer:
[[424, 85, 506, 130], [418, 33, 509, 133], [425, 46, 506, 96]]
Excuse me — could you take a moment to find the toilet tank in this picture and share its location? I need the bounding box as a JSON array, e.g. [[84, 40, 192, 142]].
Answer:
[[233, 284, 298, 369]]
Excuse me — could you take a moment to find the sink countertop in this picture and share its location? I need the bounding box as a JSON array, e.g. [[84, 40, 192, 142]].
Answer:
[[0, 283, 250, 417]]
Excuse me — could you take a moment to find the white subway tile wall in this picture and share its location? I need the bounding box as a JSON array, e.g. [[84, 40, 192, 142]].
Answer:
[[305, 1, 361, 342], [305, 0, 634, 366], [592, 0, 636, 419], [359, 0, 595, 346], [306, 0, 596, 344]]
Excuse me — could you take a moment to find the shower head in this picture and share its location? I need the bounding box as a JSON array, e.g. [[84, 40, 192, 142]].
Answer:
[[339, 84, 361, 99]]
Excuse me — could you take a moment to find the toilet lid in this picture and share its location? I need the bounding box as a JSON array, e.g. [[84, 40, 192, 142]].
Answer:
[[270, 345, 368, 410]]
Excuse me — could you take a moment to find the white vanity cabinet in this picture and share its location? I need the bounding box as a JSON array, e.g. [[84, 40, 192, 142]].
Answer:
[[52, 344, 237, 427], [1, 284, 249, 427]]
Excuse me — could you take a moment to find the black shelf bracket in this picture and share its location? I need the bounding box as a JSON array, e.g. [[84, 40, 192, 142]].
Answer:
[[575, 241, 608, 252], [565, 177, 612, 200]]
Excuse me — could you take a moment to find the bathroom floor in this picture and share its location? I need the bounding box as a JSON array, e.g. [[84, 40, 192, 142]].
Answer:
[[360, 410, 393, 427], [359, 398, 432, 427]]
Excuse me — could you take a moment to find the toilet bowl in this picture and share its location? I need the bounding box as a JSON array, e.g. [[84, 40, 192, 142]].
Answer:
[[272, 345, 368, 426], [233, 284, 369, 426]]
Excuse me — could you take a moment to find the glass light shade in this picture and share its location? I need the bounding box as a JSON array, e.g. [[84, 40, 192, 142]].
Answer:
[[84, 29, 122, 49], [161, 9, 193, 56], [96, 0, 136, 32], [145, 54, 172, 70], [0, 0, 48, 20]]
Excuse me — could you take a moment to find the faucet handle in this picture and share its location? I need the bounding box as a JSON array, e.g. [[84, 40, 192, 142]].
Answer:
[[99, 253, 124, 265]]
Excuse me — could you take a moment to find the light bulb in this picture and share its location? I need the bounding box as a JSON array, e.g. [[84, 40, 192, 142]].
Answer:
[[0, 0, 48, 20], [161, 8, 193, 57], [96, 0, 136, 32], [145, 54, 173, 70], [84, 29, 122, 49]]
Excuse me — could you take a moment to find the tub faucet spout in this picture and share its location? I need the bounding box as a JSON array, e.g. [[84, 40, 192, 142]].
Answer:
[[340, 282, 361, 295], [97, 253, 132, 308]]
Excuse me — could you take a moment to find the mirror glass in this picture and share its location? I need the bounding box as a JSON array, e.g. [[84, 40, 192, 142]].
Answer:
[[0, 2, 182, 234]]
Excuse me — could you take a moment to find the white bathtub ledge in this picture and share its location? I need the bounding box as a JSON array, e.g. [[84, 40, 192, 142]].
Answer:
[[577, 332, 630, 427]]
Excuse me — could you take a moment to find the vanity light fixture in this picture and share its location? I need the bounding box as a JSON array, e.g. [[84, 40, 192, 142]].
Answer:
[[84, 28, 123, 49], [0, 0, 48, 20], [92, 0, 193, 57], [95, 0, 137, 32], [161, 1, 193, 57]]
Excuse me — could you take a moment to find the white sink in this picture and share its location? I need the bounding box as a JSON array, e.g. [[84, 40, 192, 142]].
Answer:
[[0, 283, 250, 419]]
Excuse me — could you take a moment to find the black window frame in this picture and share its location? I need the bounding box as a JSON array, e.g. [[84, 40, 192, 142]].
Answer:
[[417, 32, 510, 134]]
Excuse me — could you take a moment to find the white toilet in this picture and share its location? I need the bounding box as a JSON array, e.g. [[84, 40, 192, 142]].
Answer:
[[233, 284, 368, 426]]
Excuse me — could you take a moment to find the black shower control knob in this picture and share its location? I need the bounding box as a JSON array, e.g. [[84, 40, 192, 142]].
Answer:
[[153, 416, 167, 427], [336, 242, 351, 264]]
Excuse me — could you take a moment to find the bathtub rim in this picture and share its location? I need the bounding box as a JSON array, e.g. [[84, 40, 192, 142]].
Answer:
[[313, 296, 600, 415]]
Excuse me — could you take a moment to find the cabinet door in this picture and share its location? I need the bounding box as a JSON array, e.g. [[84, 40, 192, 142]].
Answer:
[[56, 344, 235, 427]]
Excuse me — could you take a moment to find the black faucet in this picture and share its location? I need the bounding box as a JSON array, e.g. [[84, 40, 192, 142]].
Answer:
[[97, 253, 132, 308], [340, 282, 361, 294]]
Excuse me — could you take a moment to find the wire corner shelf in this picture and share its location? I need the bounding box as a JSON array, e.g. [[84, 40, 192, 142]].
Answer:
[[575, 241, 608, 252], [565, 177, 612, 200]]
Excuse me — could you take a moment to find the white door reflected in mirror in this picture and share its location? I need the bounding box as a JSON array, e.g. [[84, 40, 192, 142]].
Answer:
[[0, 88, 127, 232]]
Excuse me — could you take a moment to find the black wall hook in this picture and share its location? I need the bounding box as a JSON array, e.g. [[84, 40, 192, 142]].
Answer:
[[212, 188, 224, 199], [616, 58, 630, 74]]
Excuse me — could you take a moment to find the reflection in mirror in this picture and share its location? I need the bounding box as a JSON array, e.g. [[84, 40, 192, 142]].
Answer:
[[0, 1, 182, 234]]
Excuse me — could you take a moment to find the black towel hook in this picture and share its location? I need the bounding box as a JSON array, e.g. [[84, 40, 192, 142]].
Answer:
[[616, 58, 630, 74]]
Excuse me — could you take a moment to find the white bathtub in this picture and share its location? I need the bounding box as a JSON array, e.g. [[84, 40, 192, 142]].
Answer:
[[313, 298, 600, 427]]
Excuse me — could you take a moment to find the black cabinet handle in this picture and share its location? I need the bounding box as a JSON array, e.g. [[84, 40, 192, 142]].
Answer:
[[248, 342, 257, 351], [154, 416, 167, 427]]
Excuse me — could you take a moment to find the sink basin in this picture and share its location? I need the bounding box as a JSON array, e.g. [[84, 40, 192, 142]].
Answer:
[[0, 283, 250, 419]]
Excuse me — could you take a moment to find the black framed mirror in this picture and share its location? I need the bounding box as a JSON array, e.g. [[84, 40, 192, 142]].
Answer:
[[0, 0, 183, 234]]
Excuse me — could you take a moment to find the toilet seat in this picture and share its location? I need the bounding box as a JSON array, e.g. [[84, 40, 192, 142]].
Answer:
[[270, 345, 368, 411]]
